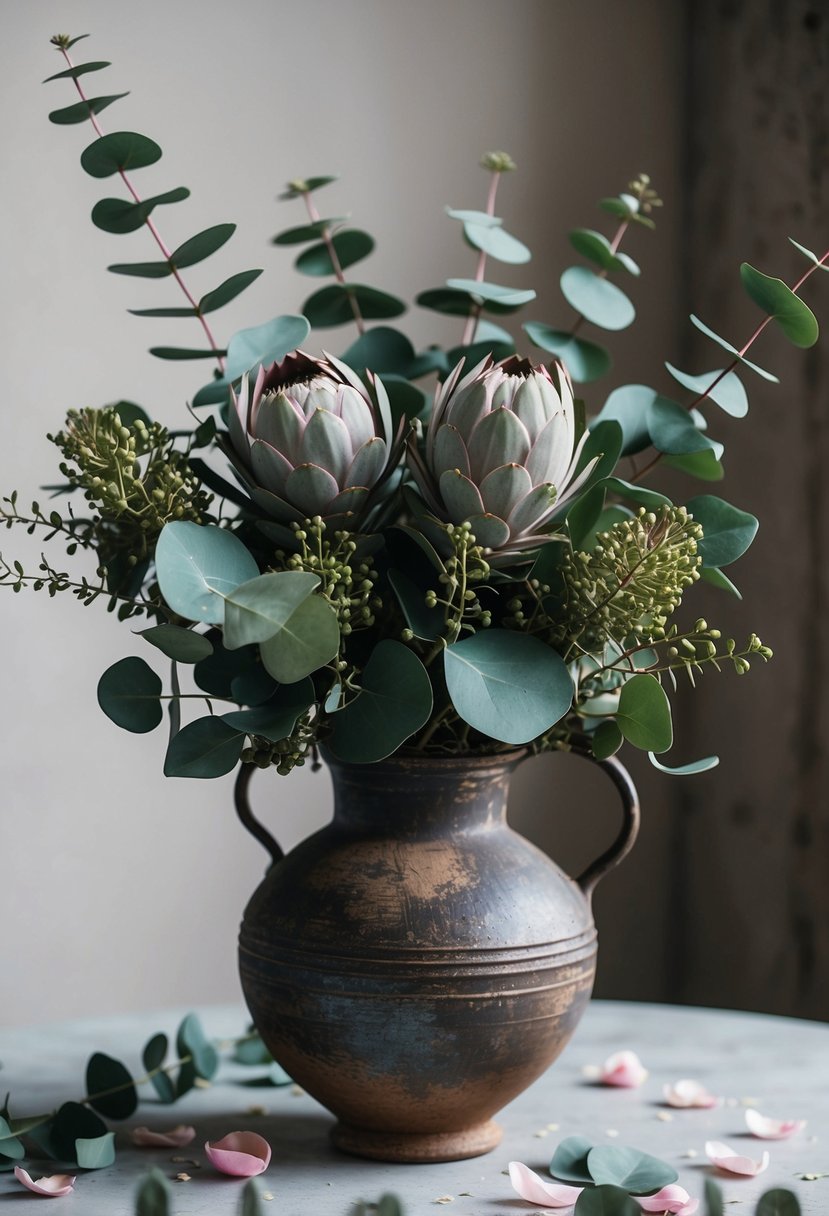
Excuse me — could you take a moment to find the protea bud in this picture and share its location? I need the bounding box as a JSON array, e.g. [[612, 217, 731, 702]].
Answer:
[[226, 351, 396, 530], [408, 354, 596, 558]]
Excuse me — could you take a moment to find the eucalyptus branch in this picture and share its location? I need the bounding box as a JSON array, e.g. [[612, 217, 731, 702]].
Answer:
[[300, 189, 366, 334], [0, 552, 157, 618], [460, 156, 509, 346], [0, 492, 97, 553], [53, 41, 226, 375]]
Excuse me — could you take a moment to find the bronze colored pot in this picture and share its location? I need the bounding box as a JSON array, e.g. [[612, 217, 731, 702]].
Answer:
[[236, 749, 638, 1163]]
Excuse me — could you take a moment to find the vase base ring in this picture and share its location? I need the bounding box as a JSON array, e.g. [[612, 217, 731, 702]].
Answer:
[[331, 1118, 502, 1163]]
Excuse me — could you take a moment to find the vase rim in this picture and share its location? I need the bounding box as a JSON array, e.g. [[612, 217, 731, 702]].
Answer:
[[321, 745, 530, 776]]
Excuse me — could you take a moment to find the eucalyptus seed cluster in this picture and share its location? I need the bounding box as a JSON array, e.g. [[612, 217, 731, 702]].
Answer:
[[660, 623, 773, 682], [49, 407, 211, 560], [282, 517, 380, 636], [628, 172, 663, 215], [417, 522, 491, 646], [560, 506, 702, 650], [241, 713, 315, 776]]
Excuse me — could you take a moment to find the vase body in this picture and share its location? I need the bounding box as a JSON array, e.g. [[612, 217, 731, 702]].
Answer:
[[238, 751, 633, 1162]]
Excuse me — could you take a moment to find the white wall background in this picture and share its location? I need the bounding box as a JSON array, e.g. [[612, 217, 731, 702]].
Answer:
[[0, 0, 683, 1026]]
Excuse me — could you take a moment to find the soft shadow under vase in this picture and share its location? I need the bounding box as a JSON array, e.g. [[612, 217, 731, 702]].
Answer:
[[237, 749, 638, 1163]]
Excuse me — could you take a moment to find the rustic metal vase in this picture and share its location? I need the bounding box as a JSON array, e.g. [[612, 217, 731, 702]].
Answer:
[[236, 748, 639, 1163]]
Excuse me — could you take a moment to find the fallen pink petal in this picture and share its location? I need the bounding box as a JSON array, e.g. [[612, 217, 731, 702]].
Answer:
[[14, 1167, 76, 1198], [705, 1139, 770, 1176], [131, 1124, 197, 1148], [637, 1183, 700, 1214], [204, 1130, 271, 1177], [745, 1108, 806, 1140], [600, 1049, 648, 1088], [508, 1161, 583, 1208], [663, 1079, 718, 1109]]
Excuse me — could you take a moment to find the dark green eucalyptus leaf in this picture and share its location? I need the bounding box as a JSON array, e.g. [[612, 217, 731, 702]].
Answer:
[[142, 1032, 176, 1104], [97, 656, 163, 733], [271, 217, 348, 244], [550, 1135, 595, 1183], [149, 346, 224, 360], [75, 1131, 115, 1169], [91, 187, 190, 235], [80, 131, 162, 178], [163, 717, 245, 778], [51, 1102, 109, 1163], [382, 375, 429, 426], [647, 397, 716, 456], [136, 1168, 173, 1216], [740, 262, 819, 347], [416, 287, 475, 317], [388, 568, 444, 641], [592, 720, 623, 760], [594, 384, 653, 454], [664, 449, 725, 481], [302, 283, 406, 327], [407, 348, 452, 377], [568, 484, 607, 550], [569, 228, 639, 275], [295, 230, 375, 276], [377, 1196, 404, 1216], [222, 678, 315, 741], [446, 338, 516, 369], [49, 92, 129, 124], [86, 1052, 138, 1119], [176, 1061, 197, 1098], [445, 630, 573, 745], [327, 640, 433, 763], [0, 1116, 24, 1161], [560, 267, 635, 331], [44, 61, 111, 82], [168, 660, 181, 747], [704, 1180, 724, 1216], [522, 323, 611, 383], [756, 1190, 801, 1216], [108, 260, 173, 279], [574, 1185, 641, 1215], [64, 34, 91, 48], [340, 326, 416, 375], [689, 315, 780, 382], [700, 565, 742, 597], [685, 494, 759, 567], [171, 224, 236, 269], [616, 674, 672, 753], [139, 624, 213, 664], [176, 1012, 219, 1079], [578, 419, 624, 485], [233, 1030, 273, 1066], [199, 270, 263, 314], [664, 363, 748, 418], [602, 476, 672, 510], [242, 1179, 265, 1216], [194, 640, 262, 697], [278, 175, 337, 199], [129, 306, 197, 318]]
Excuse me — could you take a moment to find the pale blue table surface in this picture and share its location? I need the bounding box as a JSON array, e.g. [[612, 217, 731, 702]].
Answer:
[[0, 1001, 826, 1214]]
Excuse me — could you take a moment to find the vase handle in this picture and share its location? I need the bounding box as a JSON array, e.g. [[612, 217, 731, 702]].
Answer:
[[573, 751, 640, 904], [234, 764, 285, 866]]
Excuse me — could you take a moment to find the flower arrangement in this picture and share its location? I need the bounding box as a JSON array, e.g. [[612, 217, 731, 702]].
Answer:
[[2, 33, 825, 785]]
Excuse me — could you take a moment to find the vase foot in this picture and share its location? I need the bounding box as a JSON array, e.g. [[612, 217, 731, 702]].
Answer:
[[331, 1119, 502, 1163]]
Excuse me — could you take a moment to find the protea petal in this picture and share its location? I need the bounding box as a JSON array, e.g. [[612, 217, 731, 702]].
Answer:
[[434, 424, 470, 479], [338, 386, 377, 450], [507, 483, 559, 535], [300, 409, 353, 483], [439, 468, 485, 522], [447, 379, 493, 439], [245, 363, 268, 433], [346, 438, 387, 490], [466, 408, 531, 482], [285, 463, 340, 516], [526, 412, 572, 490], [511, 375, 551, 443], [465, 512, 511, 549], [479, 463, 533, 519], [250, 439, 294, 499], [254, 395, 305, 464]]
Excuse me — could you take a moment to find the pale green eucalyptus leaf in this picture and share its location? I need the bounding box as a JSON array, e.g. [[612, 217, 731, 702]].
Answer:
[[75, 1131, 115, 1169], [550, 1135, 595, 1183], [522, 322, 611, 383], [259, 596, 340, 683], [223, 572, 320, 649], [560, 267, 635, 331], [573, 1184, 641, 1215], [686, 494, 758, 567], [155, 522, 259, 625], [689, 315, 780, 382], [648, 751, 719, 775], [163, 717, 245, 778], [664, 363, 748, 417], [464, 223, 531, 264]]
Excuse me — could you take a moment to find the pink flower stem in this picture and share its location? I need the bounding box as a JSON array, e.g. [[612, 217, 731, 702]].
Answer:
[[59, 48, 226, 375], [461, 170, 502, 347], [630, 247, 829, 484], [301, 192, 365, 334]]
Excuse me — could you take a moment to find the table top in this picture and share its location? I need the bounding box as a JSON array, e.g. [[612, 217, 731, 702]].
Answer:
[[1, 1001, 826, 1214]]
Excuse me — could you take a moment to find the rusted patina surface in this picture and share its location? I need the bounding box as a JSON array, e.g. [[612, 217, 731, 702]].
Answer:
[[239, 752, 599, 1162]]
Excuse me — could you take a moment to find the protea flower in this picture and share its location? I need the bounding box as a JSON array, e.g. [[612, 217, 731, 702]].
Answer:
[[225, 351, 398, 530], [408, 354, 597, 558]]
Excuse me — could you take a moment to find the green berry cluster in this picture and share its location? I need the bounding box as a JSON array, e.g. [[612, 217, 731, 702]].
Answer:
[[420, 522, 492, 646], [560, 505, 702, 650], [282, 517, 380, 636], [241, 713, 315, 776]]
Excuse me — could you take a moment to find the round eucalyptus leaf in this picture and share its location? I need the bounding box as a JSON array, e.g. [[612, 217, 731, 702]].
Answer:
[[340, 326, 415, 375], [223, 571, 320, 649], [573, 1185, 641, 1216], [444, 630, 573, 745], [664, 362, 748, 418], [85, 1052, 138, 1119], [223, 678, 315, 742], [686, 494, 759, 568], [272, 217, 348, 244], [446, 278, 536, 308], [690, 315, 780, 382], [594, 384, 655, 454], [704, 1180, 725, 1216], [75, 1132, 115, 1170], [0, 1117, 24, 1162], [549, 1135, 595, 1183], [388, 568, 444, 641], [602, 476, 672, 511], [756, 1190, 802, 1216], [740, 262, 819, 347], [647, 397, 715, 456], [569, 228, 639, 275], [142, 1033, 175, 1104], [97, 656, 163, 733], [522, 323, 611, 384], [139, 625, 213, 664], [578, 420, 624, 484], [416, 287, 476, 316], [135, 1169, 174, 1216], [445, 207, 502, 227], [163, 717, 245, 778], [327, 640, 433, 763], [648, 751, 719, 775], [224, 314, 311, 382], [259, 595, 340, 683], [616, 674, 672, 753], [303, 283, 406, 327], [176, 1012, 219, 1079], [592, 720, 623, 761], [586, 1144, 679, 1193], [567, 484, 606, 550], [664, 449, 725, 481], [295, 229, 374, 276], [155, 522, 259, 625], [91, 187, 190, 235], [51, 1102, 109, 1164], [80, 131, 162, 178], [560, 267, 635, 331], [382, 375, 429, 426], [464, 223, 531, 264]]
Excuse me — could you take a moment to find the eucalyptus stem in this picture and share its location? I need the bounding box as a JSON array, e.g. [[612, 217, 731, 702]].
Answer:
[[56, 45, 227, 376], [300, 191, 365, 334], [460, 168, 503, 347]]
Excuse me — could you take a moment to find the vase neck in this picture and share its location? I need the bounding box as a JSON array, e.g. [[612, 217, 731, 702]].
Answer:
[[326, 752, 526, 837]]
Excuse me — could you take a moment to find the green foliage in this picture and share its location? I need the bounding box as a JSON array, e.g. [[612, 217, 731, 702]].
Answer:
[[85, 1052, 138, 1119], [135, 1169, 172, 1216], [327, 640, 433, 762], [97, 657, 163, 733]]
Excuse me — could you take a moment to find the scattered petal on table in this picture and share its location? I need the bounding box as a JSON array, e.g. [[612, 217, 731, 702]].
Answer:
[[705, 1140, 770, 1176], [508, 1161, 583, 1207], [600, 1050, 648, 1087], [131, 1124, 197, 1148], [637, 1183, 699, 1214], [205, 1131, 271, 1177], [663, 1079, 718, 1109], [745, 1108, 806, 1140], [14, 1167, 76, 1198]]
